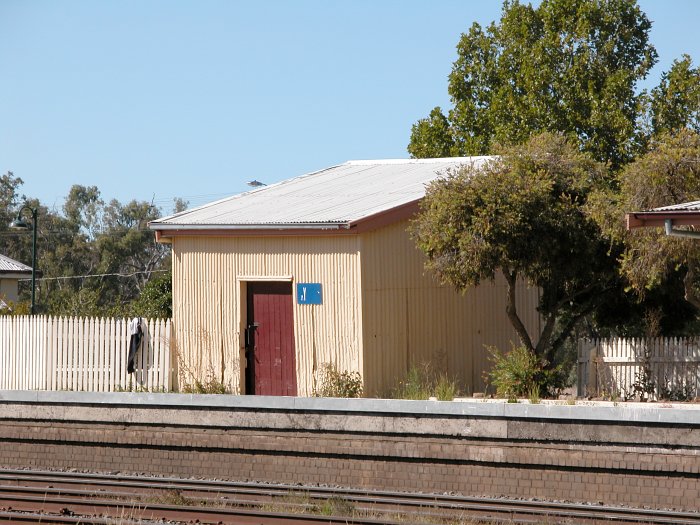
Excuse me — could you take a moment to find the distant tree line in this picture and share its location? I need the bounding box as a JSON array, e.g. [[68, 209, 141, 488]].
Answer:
[[0, 173, 181, 318]]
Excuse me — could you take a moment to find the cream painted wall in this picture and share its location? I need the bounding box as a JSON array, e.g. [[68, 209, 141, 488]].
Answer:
[[359, 220, 541, 396], [171, 235, 362, 395], [170, 222, 541, 397]]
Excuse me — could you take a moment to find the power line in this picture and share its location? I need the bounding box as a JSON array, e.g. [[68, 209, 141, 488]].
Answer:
[[0, 228, 160, 238], [18, 269, 168, 282]]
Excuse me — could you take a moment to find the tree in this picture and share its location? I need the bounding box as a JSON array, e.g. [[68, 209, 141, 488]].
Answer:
[[36, 186, 103, 315], [649, 55, 700, 136], [0, 171, 30, 266], [0, 171, 24, 211], [411, 133, 615, 370], [612, 130, 700, 311], [408, 0, 657, 170], [0, 175, 173, 317], [96, 199, 169, 307], [131, 271, 172, 319]]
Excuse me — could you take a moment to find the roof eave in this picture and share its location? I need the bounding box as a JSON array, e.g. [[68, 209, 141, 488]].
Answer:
[[347, 199, 421, 233], [151, 222, 351, 242], [150, 222, 350, 231], [627, 211, 700, 229], [0, 271, 33, 279]]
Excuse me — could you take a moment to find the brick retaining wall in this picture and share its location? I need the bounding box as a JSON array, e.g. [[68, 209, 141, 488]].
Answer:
[[0, 392, 699, 511]]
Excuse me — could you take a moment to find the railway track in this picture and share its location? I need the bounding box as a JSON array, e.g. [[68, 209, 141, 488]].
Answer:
[[0, 468, 698, 524]]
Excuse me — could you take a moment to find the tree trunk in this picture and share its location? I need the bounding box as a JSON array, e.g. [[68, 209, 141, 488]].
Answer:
[[502, 269, 535, 352]]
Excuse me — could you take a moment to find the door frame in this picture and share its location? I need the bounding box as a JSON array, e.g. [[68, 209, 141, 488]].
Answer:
[[237, 276, 294, 395]]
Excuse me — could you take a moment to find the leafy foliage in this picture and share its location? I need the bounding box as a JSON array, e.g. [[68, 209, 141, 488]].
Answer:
[[0, 172, 178, 317], [631, 348, 656, 401], [391, 363, 459, 401], [0, 299, 30, 316], [486, 344, 558, 400], [313, 363, 363, 398], [649, 55, 700, 137], [609, 130, 700, 312], [408, 0, 657, 169], [392, 366, 432, 400], [132, 271, 173, 318], [412, 133, 614, 365]]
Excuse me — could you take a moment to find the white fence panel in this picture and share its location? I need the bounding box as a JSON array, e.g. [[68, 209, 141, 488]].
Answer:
[[578, 337, 700, 399], [0, 316, 173, 392]]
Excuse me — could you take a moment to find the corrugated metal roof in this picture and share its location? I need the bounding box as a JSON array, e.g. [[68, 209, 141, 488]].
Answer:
[[151, 157, 493, 230], [0, 254, 32, 273], [652, 201, 700, 212]]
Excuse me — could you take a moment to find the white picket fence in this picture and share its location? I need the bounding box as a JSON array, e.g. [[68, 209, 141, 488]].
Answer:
[[578, 337, 700, 399], [0, 316, 173, 392]]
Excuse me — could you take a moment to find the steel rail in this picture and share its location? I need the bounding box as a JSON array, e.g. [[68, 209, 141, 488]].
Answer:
[[0, 511, 119, 524], [0, 468, 698, 524], [2, 482, 698, 524], [0, 491, 405, 525]]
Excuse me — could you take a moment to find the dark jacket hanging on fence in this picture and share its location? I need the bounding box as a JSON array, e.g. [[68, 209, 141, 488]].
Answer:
[[127, 318, 143, 374]]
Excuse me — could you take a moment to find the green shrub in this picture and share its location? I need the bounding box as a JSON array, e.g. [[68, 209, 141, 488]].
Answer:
[[393, 365, 432, 400], [434, 373, 459, 401], [392, 363, 459, 401], [314, 363, 363, 398], [486, 344, 556, 400], [659, 379, 694, 402]]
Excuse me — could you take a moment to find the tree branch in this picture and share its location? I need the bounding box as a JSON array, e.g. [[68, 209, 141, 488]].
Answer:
[[546, 285, 615, 364], [535, 312, 557, 359], [553, 280, 605, 312]]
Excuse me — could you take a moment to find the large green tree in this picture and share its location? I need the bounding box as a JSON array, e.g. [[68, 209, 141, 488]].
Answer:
[[408, 0, 657, 170], [412, 133, 615, 367]]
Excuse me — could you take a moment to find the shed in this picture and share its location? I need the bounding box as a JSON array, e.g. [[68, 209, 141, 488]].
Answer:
[[0, 254, 32, 308], [150, 158, 541, 396]]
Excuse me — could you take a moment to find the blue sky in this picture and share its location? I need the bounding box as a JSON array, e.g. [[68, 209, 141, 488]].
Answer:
[[1, 1, 699, 214]]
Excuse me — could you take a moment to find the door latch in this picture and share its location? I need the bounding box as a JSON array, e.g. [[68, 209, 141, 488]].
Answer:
[[245, 322, 259, 347]]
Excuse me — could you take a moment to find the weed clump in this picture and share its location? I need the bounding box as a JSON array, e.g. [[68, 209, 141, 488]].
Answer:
[[486, 344, 558, 401], [180, 372, 230, 394], [392, 363, 459, 401], [313, 363, 363, 398]]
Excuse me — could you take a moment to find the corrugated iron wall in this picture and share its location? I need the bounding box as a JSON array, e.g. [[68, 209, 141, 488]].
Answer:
[[359, 220, 541, 396], [170, 223, 541, 397], [171, 235, 362, 395]]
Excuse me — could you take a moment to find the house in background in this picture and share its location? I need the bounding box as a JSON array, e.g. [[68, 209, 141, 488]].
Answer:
[[149, 158, 541, 397], [0, 254, 33, 309]]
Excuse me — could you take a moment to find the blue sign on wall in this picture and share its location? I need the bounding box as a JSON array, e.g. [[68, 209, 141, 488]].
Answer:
[[297, 283, 322, 305]]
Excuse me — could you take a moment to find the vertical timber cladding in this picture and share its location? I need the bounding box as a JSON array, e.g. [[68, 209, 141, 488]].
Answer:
[[359, 220, 541, 397], [171, 235, 362, 395]]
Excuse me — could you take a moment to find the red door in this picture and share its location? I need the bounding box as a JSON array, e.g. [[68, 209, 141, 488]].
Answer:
[[245, 282, 297, 396]]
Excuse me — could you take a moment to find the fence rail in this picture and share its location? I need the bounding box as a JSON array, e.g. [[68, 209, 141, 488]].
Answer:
[[578, 337, 700, 400], [0, 316, 173, 392]]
